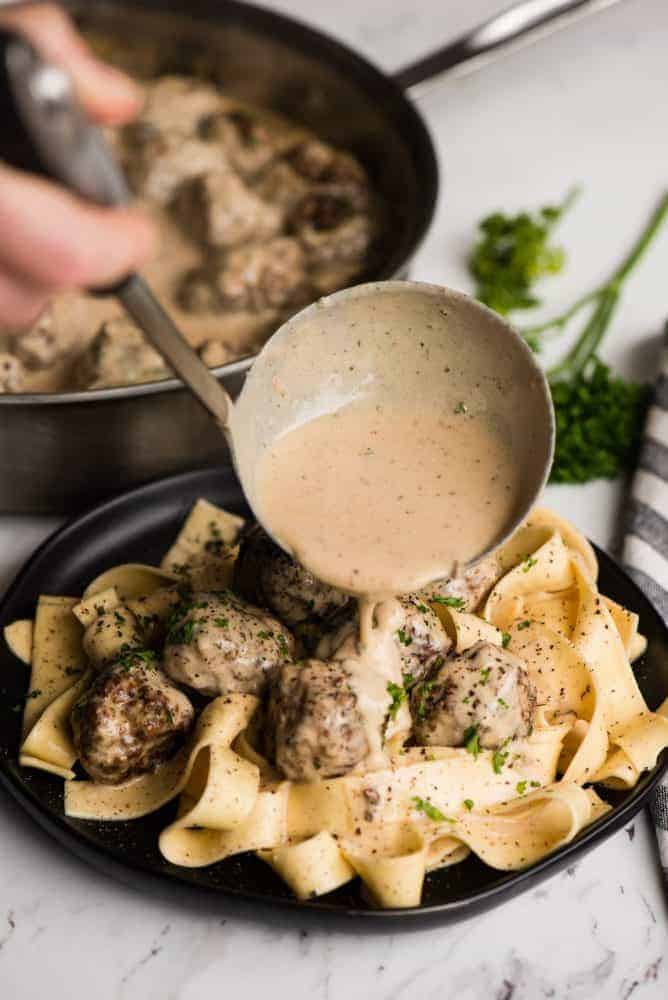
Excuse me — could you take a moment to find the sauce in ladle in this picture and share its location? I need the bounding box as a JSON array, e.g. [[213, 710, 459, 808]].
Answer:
[[255, 397, 519, 597]]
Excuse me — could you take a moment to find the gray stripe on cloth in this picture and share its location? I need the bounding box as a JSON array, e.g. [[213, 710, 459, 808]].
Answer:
[[625, 499, 668, 561], [653, 374, 668, 411], [622, 565, 668, 623], [639, 438, 668, 481]]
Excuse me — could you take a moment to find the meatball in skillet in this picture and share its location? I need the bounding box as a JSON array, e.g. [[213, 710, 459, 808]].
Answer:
[[163, 590, 295, 697], [411, 641, 536, 750], [71, 655, 194, 784], [234, 525, 352, 633], [267, 659, 368, 782]]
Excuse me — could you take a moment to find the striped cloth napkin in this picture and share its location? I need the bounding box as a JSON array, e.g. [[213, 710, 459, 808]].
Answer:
[[622, 331, 668, 881]]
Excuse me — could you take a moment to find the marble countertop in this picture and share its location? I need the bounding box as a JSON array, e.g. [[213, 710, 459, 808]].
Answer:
[[1, 0, 668, 996]]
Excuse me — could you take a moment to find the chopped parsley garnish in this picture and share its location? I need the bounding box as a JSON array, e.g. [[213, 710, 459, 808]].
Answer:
[[530, 780, 541, 788], [454, 401, 468, 415], [501, 631, 511, 648], [414, 681, 434, 721], [412, 796, 450, 823], [213, 617, 229, 628], [113, 610, 126, 624], [516, 780, 528, 795], [117, 648, 157, 670], [414, 603, 429, 614], [396, 628, 412, 647], [464, 725, 481, 758], [463, 799, 474, 811], [492, 747, 509, 774], [402, 672, 415, 689], [517, 620, 531, 631], [387, 681, 407, 721], [479, 667, 491, 684], [277, 633, 290, 658], [498, 697, 509, 710], [522, 556, 538, 573], [430, 595, 466, 611], [257, 630, 274, 640]]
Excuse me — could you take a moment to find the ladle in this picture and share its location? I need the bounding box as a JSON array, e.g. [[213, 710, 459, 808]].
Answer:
[[1, 31, 555, 591]]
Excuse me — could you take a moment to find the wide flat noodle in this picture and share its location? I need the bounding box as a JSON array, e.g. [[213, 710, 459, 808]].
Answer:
[[160, 498, 245, 589], [20, 671, 91, 779], [83, 564, 176, 600], [22, 596, 84, 737], [3, 619, 33, 665], [434, 607, 503, 652]]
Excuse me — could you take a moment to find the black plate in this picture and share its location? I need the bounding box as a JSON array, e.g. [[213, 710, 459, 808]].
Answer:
[[1, 467, 667, 923]]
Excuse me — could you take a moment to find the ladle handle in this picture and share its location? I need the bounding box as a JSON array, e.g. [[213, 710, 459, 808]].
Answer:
[[119, 276, 231, 432], [0, 28, 233, 433], [395, 0, 624, 95]]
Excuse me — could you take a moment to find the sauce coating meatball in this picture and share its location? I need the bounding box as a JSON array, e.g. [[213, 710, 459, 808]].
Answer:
[[233, 525, 352, 631], [267, 659, 368, 782], [411, 641, 536, 750], [162, 590, 295, 697], [71, 656, 194, 784], [421, 556, 501, 613]]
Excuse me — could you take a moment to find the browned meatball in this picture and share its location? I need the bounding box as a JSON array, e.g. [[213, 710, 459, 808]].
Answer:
[[233, 524, 352, 631], [75, 318, 168, 389], [289, 193, 373, 267], [162, 590, 295, 697], [316, 595, 451, 687], [267, 659, 368, 782], [411, 642, 536, 750], [172, 171, 281, 249], [13, 312, 62, 369], [214, 238, 311, 312], [202, 109, 278, 178], [421, 556, 501, 614], [71, 655, 194, 784], [0, 353, 24, 393]]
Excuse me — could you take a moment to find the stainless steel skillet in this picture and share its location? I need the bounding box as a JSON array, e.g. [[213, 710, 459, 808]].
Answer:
[[0, 0, 623, 512]]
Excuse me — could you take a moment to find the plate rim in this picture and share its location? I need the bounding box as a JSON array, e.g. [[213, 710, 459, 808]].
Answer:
[[1, 467, 666, 921]]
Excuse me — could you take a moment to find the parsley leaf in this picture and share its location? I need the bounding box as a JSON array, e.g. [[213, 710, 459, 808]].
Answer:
[[387, 681, 407, 721], [464, 725, 481, 758], [492, 747, 509, 774], [430, 595, 466, 611], [522, 556, 538, 573], [396, 628, 412, 647], [501, 631, 511, 648], [412, 796, 450, 823], [463, 798, 474, 811], [516, 780, 528, 795]]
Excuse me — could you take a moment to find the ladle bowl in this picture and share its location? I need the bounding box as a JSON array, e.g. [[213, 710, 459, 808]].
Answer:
[[232, 280, 555, 580]]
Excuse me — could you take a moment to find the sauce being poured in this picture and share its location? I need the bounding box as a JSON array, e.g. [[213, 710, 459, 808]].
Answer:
[[255, 397, 519, 596]]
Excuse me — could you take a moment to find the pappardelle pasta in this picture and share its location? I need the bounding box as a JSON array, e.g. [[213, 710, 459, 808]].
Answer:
[[5, 501, 668, 908]]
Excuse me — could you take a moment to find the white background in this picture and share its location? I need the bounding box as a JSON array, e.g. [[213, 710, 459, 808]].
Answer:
[[1, 1, 668, 997]]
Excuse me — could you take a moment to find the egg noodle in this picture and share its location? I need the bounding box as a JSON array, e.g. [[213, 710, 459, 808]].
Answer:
[[5, 500, 668, 908]]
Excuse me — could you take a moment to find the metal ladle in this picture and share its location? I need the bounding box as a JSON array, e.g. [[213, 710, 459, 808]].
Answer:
[[1, 33, 555, 587]]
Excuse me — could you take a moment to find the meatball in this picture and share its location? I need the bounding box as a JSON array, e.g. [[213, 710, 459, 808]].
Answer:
[[267, 659, 368, 782], [287, 139, 368, 195], [316, 594, 451, 687], [0, 353, 24, 393], [256, 161, 310, 213], [214, 238, 311, 312], [233, 524, 352, 631], [202, 109, 278, 178], [163, 590, 295, 697], [125, 130, 225, 205], [411, 641, 536, 750], [393, 595, 452, 685], [172, 171, 281, 249], [75, 318, 168, 389], [291, 197, 374, 267], [71, 656, 194, 784], [13, 312, 61, 369], [136, 76, 223, 137], [420, 556, 501, 613]]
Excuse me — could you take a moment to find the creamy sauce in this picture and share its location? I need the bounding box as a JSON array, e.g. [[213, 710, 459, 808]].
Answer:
[[255, 398, 519, 596]]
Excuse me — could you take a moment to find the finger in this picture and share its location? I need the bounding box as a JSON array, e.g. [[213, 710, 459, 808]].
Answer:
[[0, 270, 50, 330], [0, 165, 156, 290], [0, 3, 142, 124]]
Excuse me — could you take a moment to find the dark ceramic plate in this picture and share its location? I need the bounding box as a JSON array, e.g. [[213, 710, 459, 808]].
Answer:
[[1, 467, 667, 922]]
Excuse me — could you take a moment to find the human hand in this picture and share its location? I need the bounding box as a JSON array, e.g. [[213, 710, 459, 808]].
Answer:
[[0, 3, 155, 328]]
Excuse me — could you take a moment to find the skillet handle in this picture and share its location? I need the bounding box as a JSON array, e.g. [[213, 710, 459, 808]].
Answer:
[[394, 0, 624, 94]]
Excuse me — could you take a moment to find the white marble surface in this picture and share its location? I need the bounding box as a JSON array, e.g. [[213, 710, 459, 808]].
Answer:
[[2, 0, 668, 996]]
